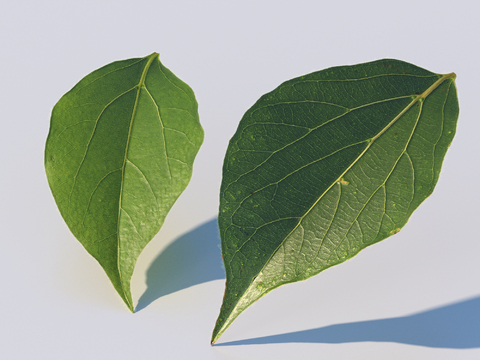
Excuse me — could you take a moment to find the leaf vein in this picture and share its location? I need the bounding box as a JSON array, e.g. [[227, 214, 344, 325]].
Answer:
[[126, 159, 159, 206], [72, 58, 144, 95], [143, 85, 172, 180], [67, 86, 137, 220]]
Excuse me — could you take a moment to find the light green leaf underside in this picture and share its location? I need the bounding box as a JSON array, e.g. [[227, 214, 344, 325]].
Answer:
[[45, 53, 203, 311], [212, 59, 458, 343]]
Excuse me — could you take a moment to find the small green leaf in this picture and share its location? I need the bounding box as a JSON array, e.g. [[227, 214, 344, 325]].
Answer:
[[212, 59, 458, 343], [45, 53, 203, 312]]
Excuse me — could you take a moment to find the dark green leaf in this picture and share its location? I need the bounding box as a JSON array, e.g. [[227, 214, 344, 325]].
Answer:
[[45, 53, 203, 312], [212, 59, 458, 343]]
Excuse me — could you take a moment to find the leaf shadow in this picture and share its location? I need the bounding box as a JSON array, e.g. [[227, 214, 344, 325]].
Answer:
[[215, 295, 480, 349], [136, 218, 224, 311]]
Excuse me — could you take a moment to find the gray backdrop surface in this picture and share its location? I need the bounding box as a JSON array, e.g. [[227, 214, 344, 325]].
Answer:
[[1, 1, 478, 359]]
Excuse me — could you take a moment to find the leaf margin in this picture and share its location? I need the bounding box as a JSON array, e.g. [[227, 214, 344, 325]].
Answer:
[[212, 60, 458, 343]]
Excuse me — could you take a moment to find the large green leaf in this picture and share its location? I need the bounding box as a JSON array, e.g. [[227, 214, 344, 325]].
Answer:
[[45, 53, 203, 312], [212, 59, 458, 343]]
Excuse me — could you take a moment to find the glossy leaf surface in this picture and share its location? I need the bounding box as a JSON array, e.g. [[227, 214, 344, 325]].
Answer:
[[212, 59, 458, 342], [45, 53, 203, 311]]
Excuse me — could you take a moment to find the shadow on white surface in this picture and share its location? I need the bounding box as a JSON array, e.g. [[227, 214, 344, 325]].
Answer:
[[216, 296, 480, 349], [136, 218, 224, 311]]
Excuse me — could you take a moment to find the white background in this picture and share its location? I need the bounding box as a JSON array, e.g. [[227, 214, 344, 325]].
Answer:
[[1, 1, 479, 359]]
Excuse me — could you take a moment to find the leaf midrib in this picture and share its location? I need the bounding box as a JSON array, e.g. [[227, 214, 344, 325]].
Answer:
[[264, 72, 455, 275], [293, 75, 453, 284], [227, 72, 455, 314], [226, 74, 449, 192], [116, 52, 158, 312]]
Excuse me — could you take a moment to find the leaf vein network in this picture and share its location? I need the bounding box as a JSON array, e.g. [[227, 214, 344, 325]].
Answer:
[[52, 120, 96, 143], [282, 73, 436, 85], [72, 58, 144, 95], [143, 85, 172, 180], [321, 99, 424, 267], [155, 60, 195, 102], [228, 139, 368, 221], [430, 81, 451, 178], [120, 208, 144, 241], [67, 86, 137, 220], [95, 232, 118, 244], [126, 159, 159, 206], [227, 217, 300, 267], [82, 168, 122, 225], [227, 95, 414, 192]]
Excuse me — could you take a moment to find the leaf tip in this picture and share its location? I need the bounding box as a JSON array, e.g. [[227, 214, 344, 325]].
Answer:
[[126, 302, 135, 313], [211, 321, 225, 345], [146, 52, 160, 60], [123, 296, 135, 313]]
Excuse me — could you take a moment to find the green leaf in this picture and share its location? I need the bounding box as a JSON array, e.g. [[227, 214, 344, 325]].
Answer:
[[212, 59, 458, 343], [45, 53, 203, 312]]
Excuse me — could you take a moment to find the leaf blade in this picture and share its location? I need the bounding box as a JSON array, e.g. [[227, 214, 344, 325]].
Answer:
[[212, 59, 458, 343], [45, 53, 203, 311]]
